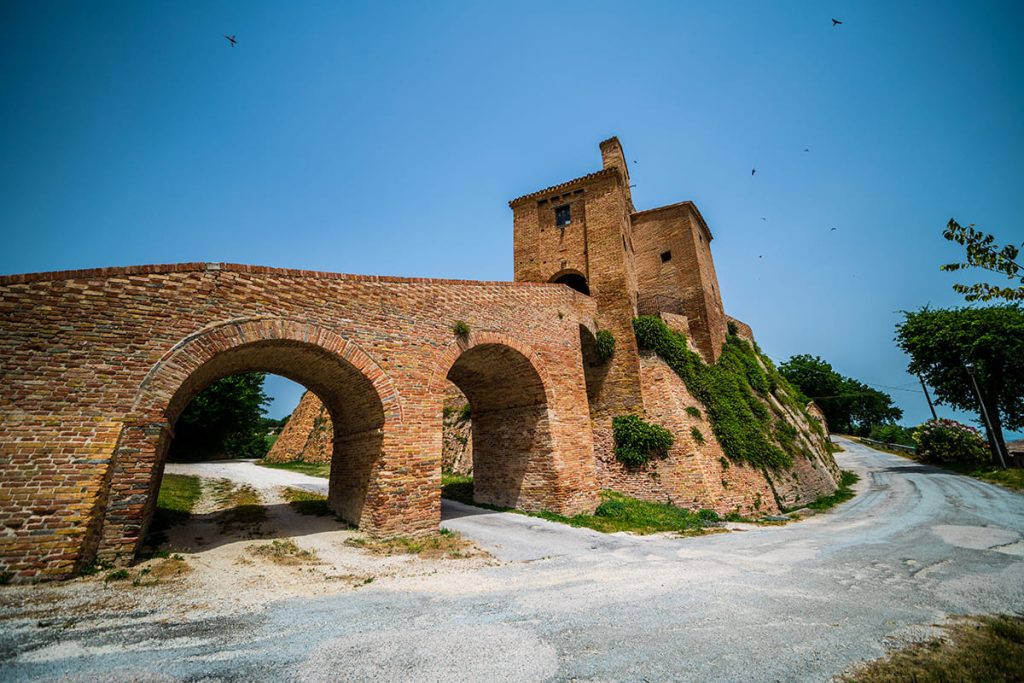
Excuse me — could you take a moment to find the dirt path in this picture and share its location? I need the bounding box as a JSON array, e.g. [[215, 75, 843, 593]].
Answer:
[[2, 440, 1022, 682]]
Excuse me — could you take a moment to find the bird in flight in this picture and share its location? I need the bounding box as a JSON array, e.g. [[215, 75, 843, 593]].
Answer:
[[830, 227, 838, 231], [832, 18, 843, 26], [751, 168, 756, 176], [804, 148, 810, 152], [761, 217, 767, 221], [632, 160, 638, 164], [225, 34, 238, 47]]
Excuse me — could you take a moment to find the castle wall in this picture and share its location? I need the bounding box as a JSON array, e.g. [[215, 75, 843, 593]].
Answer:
[[0, 263, 599, 581]]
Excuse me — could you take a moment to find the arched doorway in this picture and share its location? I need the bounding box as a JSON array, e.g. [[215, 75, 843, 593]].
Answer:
[[93, 321, 397, 564], [550, 270, 590, 296], [445, 342, 554, 510]]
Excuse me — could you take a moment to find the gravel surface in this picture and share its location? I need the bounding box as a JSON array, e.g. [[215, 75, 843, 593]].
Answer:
[[1, 438, 1022, 682]]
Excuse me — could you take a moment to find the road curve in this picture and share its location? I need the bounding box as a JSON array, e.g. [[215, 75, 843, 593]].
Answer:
[[3, 438, 1022, 682]]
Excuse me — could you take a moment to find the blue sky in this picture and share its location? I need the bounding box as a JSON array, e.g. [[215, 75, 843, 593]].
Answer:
[[1, 1, 1022, 433]]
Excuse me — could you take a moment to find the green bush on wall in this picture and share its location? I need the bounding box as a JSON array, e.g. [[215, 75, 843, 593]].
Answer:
[[632, 315, 814, 469], [452, 320, 470, 338], [612, 414, 675, 466], [595, 330, 615, 363]]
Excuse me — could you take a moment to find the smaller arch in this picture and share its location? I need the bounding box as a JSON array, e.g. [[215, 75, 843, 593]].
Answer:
[[550, 269, 590, 296]]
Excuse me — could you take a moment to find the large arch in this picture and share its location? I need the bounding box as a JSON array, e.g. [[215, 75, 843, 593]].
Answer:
[[93, 318, 400, 564], [431, 333, 559, 511]]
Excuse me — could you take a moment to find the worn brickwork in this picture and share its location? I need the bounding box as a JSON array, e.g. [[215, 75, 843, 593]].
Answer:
[[0, 135, 838, 582], [0, 265, 598, 581], [267, 384, 472, 474], [265, 390, 332, 464], [513, 137, 839, 513]]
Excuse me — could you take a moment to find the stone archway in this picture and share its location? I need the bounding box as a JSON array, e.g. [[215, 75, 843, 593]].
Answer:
[[92, 318, 400, 565], [431, 332, 569, 512]]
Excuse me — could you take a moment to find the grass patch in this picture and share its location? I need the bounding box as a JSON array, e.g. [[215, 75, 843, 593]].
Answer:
[[281, 487, 332, 516], [535, 491, 722, 535], [257, 459, 331, 479], [935, 462, 1024, 493], [840, 614, 1024, 682], [345, 529, 479, 559], [248, 539, 319, 565], [443, 477, 723, 535], [441, 472, 475, 505], [801, 470, 859, 512], [152, 473, 201, 528]]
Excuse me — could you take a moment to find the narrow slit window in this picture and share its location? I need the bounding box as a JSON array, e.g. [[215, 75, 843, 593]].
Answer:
[[555, 204, 571, 227], [660, 250, 672, 263]]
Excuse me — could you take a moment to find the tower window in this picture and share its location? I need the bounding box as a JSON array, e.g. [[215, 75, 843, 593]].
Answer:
[[660, 250, 672, 263], [555, 205, 571, 227]]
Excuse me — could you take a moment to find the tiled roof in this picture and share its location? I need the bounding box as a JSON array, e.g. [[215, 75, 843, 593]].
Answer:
[[508, 168, 618, 207]]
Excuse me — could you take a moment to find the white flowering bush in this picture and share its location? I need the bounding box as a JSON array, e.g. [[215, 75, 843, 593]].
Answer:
[[913, 418, 990, 465]]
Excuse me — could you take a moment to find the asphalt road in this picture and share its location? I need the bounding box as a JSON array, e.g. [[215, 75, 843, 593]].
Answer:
[[3, 438, 1023, 682]]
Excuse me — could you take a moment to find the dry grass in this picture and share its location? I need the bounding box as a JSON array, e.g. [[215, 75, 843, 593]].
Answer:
[[280, 487, 333, 516], [840, 614, 1024, 682], [344, 529, 481, 559], [247, 539, 319, 565], [210, 480, 267, 534]]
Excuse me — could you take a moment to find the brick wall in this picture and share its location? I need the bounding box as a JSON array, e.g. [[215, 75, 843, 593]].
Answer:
[[0, 264, 599, 581]]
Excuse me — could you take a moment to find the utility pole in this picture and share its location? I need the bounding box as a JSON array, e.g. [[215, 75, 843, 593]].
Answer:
[[918, 373, 938, 421], [965, 363, 1008, 469]]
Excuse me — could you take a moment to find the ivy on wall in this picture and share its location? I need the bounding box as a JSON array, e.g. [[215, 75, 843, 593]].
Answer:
[[632, 316, 816, 469], [612, 414, 674, 466]]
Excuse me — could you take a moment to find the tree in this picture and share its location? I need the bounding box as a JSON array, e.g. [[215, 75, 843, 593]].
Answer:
[[779, 355, 902, 434], [895, 305, 1024, 465], [168, 372, 272, 461], [941, 219, 1023, 302]]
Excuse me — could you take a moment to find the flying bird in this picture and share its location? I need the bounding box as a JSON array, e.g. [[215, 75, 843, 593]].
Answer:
[[225, 34, 237, 47], [761, 217, 767, 221], [804, 148, 810, 152], [830, 227, 838, 231], [751, 168, 756, 176], [832, 18, 843, 26], [632, 160, 638, 164]]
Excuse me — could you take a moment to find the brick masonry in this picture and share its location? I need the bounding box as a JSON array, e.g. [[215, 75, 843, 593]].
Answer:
[[0, 136, 839, 582]]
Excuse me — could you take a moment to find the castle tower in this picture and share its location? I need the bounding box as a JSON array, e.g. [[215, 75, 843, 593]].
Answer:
[[510, 137, 647, 422]]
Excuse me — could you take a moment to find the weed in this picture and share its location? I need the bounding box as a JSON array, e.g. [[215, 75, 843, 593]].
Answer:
[[104, 569, 130, 582], [613, 414, 674, 466], [800, 470, 859, 512], [685, 406, 702, 419], [248, 539, 319, 565], [690, 426, 705, 445], [595, 330, 616, 363], [345, 531, 479, 559], [452, 320, 470, 338], [719, 457, 730, 470]]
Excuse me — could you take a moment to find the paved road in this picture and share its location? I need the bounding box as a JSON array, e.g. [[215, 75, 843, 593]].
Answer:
[[4, 439, 1024, 682]]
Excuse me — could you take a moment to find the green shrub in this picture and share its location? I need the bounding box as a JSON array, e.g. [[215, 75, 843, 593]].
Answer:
[[914, 419, 990, 465], [632, 315, 794, 469], [690, 426, 705, 445], [452, 320, 470, 338], [612, 414, 675, 466], [595, 330, 615, 363], [105, 568, 130, 582], [685, 406, 702, 419], [869, 423, 916, 447]]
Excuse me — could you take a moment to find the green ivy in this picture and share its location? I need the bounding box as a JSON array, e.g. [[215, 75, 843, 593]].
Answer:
[[612, 414, 674, 466], [632, 315, 811, 469], [595, 330, 616, 363]]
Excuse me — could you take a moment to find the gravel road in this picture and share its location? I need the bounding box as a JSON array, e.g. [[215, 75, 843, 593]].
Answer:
[[2, 438, 1023, 682]]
